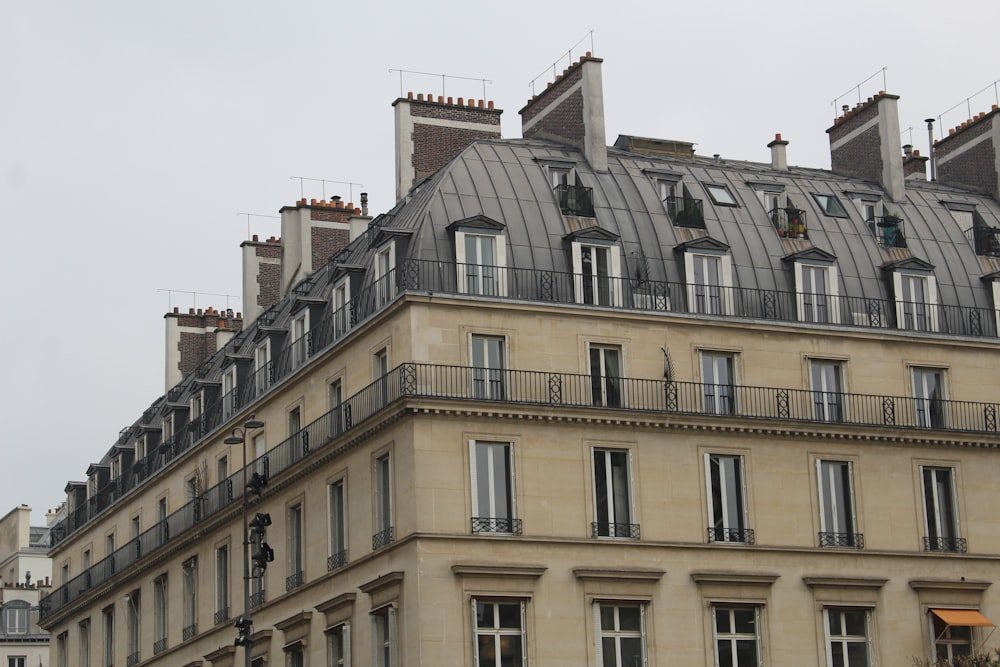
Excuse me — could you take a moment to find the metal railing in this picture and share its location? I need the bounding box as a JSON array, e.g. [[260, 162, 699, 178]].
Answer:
[[182, 624, 196, 641], [153, 638, 167, 655], [249, 590, 265, 609], [592, 522, 640, 539], [471, 517, 523, 535], [126, 652, 139, 667], [372, 527, 395, 550], [869, 215, 907, 248], [818, 532, 865, 548], [213, 607, 229, 626], [554, 183, 595, 217], [327, 550, 348, 571], [665, 196, 705, 228], [708, 527, 755, 544], [965, 225, 1000, 257], [924, 536, 968, 553], [769, 207, 808, 240], [285, 571, 304, 591]]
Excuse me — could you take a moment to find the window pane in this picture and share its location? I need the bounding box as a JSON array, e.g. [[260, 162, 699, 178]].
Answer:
[[733, 608, 755, 634], [497, 603, 520, 629], [846, 642, 869, 666], [476, 602, 495, 628], [618, 606, 641, 631], [600, 605, 615, 630]]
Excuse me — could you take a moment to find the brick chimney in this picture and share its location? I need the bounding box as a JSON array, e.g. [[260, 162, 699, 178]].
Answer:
[[934, 105, 1000, 199], [393, 93, 502, 201], [767, 133, 789, 170], [164, 306, 243, 391], [241, 234, 282, 324], [902, 144, 929, 180], [827, 92, 905, 201], [279, 197, 365, 298], [519, 53, 607, 172]]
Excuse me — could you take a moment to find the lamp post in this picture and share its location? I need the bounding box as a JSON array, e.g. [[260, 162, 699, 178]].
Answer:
[[224, 415, 265, 667]]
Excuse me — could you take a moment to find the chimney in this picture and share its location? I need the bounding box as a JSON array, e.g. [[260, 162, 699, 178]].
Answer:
[[393, 93, 502, 201], [163, 306, 243, 391], [903, 147, 929, 180], [767, 133, 789, 170], [279, 198, 355, 297], [241, 233, 282, 325], [827, 92, 905, 201], [934, 105, 1000, 199], [519, 53, 607, 172]]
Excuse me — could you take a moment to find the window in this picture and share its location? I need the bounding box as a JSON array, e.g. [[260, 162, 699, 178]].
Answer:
[[928, 610, 991, 661], [215, 544, 230, 623], [471, 335, 506, 400], [824, 608, 871, 667], [373, 348, 389, 407], [470, 441, 518, 535], [812, 193, 849, 217], [796, 263, 840, 324], [285, 644, 304, 667], [153, 575, 167, 653], [161, 414, 173, 443], [572, 243, 622, 307], [596, 603, 646, 667], [706, 453, 751, 544], [458, 233, 503, 296], [3, 602, 28, 634], [373, 453, 393, 549], [701, 351, 736, 416], [913, 367, 946, 429], [329, 378, 345, 434], [102, 605, 114, 667], [217, 455, 228, 486], [80, 618, 91, 667], [56, 632, 68, 667], [589, 344, 622, 408], [893, 272, 937, 332], [126, 590, 140, 665], [684, 252, 733, 315], [810, 360, 844, 422], [223, 367, 237, 420], [333, 280, 351, 337], [328, 479, 348, 570], [660, 180, 705, 229], [473, 600, 526, 667], [817, 460, 860, 548], [255, 341, 272, 395], [287, 503, 304, 590], [374, 243, 396, 307], [291, 313, 308, 368], [328, 623, 351, 667], [713, 606, 760, 667], [921, 466, 964, 552], [183, 558, 197, 639], [549, 166, 571, 188], [371, 606, 396, 667], [157, 497, 168, 542], [8, 657, 26, 667], [705, 183, 738, 207], [592, 448, 636, 538], [289, 406, 306, 453]]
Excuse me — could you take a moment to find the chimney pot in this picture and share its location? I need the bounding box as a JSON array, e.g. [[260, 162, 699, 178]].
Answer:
[[447, 96, 453, 105], [457, 97, 464, 105], [189, 308, 195, 314], [417, 93, 424, 101], [437, 95, 444, 103], [173, 306, 179, 314], [488, 100, 494, 110], [407, 91, 413, 100], [903, 144, 913, 157], [237, 312, 243, 318], [252, 233, 259, 242], [478, 99, 484, 108], [585, 51, 592, 57], [774, 133, 782, 141]]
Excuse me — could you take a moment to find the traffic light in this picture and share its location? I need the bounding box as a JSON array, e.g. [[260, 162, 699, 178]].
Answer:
[[252, 542, 275, 573], [246, 471, 268, 496], [234, 615, 253, 647], [249, 512, 274, 574], [249, 512, 271, 534]]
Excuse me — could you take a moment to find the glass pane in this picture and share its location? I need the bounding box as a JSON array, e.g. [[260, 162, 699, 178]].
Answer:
[[477, 635, 496, 667], [844, 610, 866, 636], [618, 606, 641, 632], [594, 451, 609, 526], [601, 637, 617, 667], [717, 640, 733, 667], [497, 603, 521, 630], [600, 605, 615, 631], [620, 637, 642, 666], [735, 638, 758, 667], [828, 610, 842, 634], [846, 642, 868, 666], [732, 608, 755, 634], [831, 642, 845, 667], [500, 635, 523, 667], [611, 451, 630, 525], [715, 608, 731, 633], [476, 602, 494, 628]]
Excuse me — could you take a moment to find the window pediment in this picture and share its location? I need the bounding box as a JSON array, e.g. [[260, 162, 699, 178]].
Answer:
[[674, 236, 730, 254], [881, 256, 935, 273], [563, 226, 620, 244], [446, 214, 505, 233], [782, 247, 837, 264]]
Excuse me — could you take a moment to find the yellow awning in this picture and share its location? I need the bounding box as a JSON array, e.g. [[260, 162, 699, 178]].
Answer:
[[931, 608, 995, 627]]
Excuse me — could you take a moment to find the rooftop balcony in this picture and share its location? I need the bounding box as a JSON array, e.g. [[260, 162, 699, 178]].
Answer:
[[869, 215, 907, 248], [554, 183, 595, 217], [965, 225, 1000, 257], [41, 362, 1000, 623], [769, 207, 808, 240], [665, 196, 705, 228]]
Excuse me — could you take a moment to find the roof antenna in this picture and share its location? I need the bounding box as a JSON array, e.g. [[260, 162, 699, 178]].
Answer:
[[925, 118, 936, 181]]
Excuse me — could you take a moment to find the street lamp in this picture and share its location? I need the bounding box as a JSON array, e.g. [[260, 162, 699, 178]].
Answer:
[[224, 415, 266, 667]]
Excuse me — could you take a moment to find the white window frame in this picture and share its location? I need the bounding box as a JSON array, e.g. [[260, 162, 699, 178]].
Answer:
[[701, 351, 736, 416], [472, 599, 527, 667], [374, 242, 397, 307], [328, 478, 348, 566], [588, 343, 623, 409], [329, 622, 351, 667], [470, 440, 516, 534], [79, 618, 91, 667], [893, 271, 938, 332], [3, 605, 28, 634], [374, 452, 393, 538], [371, 605, 397, 667], [455, 230, 507, 297], [549, 165, 572, 189], [823, 607, 872, 667], [182, 557, 197, 634], [594, 602, 647, 667], [912, 367, 946, 429], [795, 262, 841, 324], [102, 605, 114, 667], [255, 340, 272, 394], [291, 311, 309, 368], [470, 334, 507, 400], [705, 453, 750, 543], [215, 543, 230, 620], [816, 459, 858, 547], [591, 447, 634, 538], [921, 465, 961, 551], [571, 241, 623, 307], [930, 612, 976, 662], [684, 251, 734, 315], [809, 359, 844, 422], [222, 367, 237, 420], [288, 502, 304, 582], [712, 605, 761, 667], [333, 279, 351, 338]]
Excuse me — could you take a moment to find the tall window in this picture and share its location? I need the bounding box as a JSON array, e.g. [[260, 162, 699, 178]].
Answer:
[[462, 234, 498, 296], [291, 313, 308, 368], [922, 466, 963, 552], [328, 479, 348, 570], [333, 281, 351, 337], [102, 605, 114, 667], [689, 253, 723, 314], [470, 441, 517, 535], [575, 244, 615, 306], [56, 632, 68, 667], [373, 453, 393, 549], [471, 335, 506, 400], [799, 265, 833, 323], [713, 606, 760, 667], [824, 608, 871, 667], [589, 344, 622, 408], [931, 611, 974, 661], [328, 623, 351, 667], [896, 273, 933, 331], [215, 544, 230, 623], [373, 348, 389, 407], [596, 603, 646, 667], [375, 243, 396, 307], [126, 590, 140, 666], [371, 607, 396, 667], [79, 618, 91, 667], [706, 453, 751, 544], [913, 367, 946, 429], [255, 341, 271, 395], [182, 558, 197, 639], [3, 602, 28, 634], [287, 503, 303, 590], [817, 460, 860, 548], [153, 575, 167, 653], [810, 360, 844, 422], [701, 351, 736, 416], [592, 448, 635, 538], [223, 367, 237, 420], [474, 600, 526, 667]]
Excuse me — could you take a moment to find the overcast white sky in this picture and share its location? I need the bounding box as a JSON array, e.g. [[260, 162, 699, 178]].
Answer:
[[1, 1, 997, 521]]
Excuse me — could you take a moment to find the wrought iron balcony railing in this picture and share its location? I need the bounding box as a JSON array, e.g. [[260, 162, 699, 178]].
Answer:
[[126, 652, 140, 667], [965, 225, 1000, 257], [285, 570, 304, 591], [372, 527, 395, 550], [327, 550, 348, 571], [213, 607, 229, 626], [153, 638, 167, 655], [182, 624, 196, 641], [592, 522, 640, 539], [249, 589, 266, 609], [708, 527, 755, 545], [665, 196, 705, 228], [554, 183, 595, 217], [471, 517, 523, 535], [818, 532, 864, 548], [769, 207, 808, 240], [869, 215, 907, 248], [924, 536, 968, 553]]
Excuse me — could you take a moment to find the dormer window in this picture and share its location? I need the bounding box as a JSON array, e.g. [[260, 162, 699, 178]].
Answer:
[[162, 414, 174, 443], [332, 279, 351, 338], [222, 367, 237, 421], [812, 193, 849, 218], [704, 183, 738, 207], [564, 227, 623, 307], [291, 312, 309, 369], [675, 238, 733, 315], [945, 202, 1000, 257], [374, 241, 397, 307], [254, 340, 271, 395], [783, 249, 840, 324], [871, 210, 907, 248], [448, 215, 508, 297], [543, 161, 594, 217], [883, 258, 938, 332]]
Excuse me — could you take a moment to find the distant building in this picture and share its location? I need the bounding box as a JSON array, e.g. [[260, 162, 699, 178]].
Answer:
[[39, 54, 1000, 667], [1, 505, 55, 667]]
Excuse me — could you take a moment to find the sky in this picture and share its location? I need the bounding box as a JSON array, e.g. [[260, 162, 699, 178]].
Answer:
[[1, 0, 998, 521]]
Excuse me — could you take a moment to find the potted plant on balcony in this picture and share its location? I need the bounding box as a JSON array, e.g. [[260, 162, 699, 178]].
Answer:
[[785, 208, 804, 238]]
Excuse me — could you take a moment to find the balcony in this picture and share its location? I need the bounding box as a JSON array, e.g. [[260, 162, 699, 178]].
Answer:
[[869, 215, 907, 248], [769, 207, 808, 240], [554, 183, 595, 217], [327, 550, 348, 571], [592, 522, 640, 539], [213, 607, 229, 625], [471, 517, 523, 535], [924, 536, 968, 553], [708, 527, 755, 544], [665, 196, 705, 228], [966, 225, 1000, 257], [372, 527, 394, 550], [285, 570, 304, 591], [183, 624, 197, 641], [818, 532, 864, 548], [249, 589, 266, 609]]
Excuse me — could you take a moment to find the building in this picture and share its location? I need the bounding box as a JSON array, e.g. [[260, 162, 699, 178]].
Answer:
[[1, 505, 56, 667], [38, 54, 1000, 667]]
